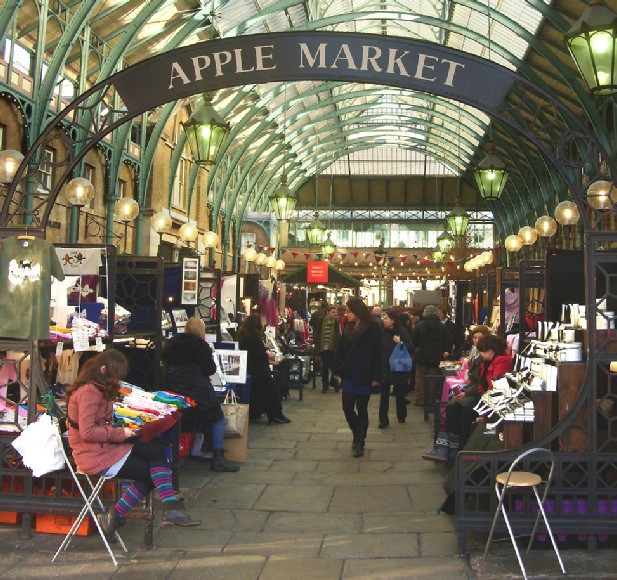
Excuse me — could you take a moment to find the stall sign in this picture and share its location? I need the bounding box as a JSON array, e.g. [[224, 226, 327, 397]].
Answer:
[[307, 262, 328, 283]]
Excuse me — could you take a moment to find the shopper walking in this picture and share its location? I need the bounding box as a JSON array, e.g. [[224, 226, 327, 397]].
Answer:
[[315, 305, 342, 393], [331, 298, 382, 457], [379, 311, 413, 427], [65, 350, 200, 543]]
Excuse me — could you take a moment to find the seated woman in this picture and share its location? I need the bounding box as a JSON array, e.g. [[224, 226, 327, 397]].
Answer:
[[162, 316, 239, 472], [236, 313, 291, 425], [422, 329, 509, 462], [65, 349, 200, 542]]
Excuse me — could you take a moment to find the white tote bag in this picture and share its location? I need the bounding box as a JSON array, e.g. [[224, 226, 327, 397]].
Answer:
[[11, 414, 66, 477]]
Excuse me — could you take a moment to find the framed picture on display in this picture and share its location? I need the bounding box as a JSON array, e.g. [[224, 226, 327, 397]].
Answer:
[[182, 257, 199, 305], [214, 349, 247, 384]]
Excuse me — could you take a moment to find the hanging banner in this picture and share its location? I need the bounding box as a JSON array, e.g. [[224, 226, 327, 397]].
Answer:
[[307, 261, 329, 283]]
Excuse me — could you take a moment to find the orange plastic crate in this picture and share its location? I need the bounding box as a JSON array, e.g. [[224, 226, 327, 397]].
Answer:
[[0, 511, 22, 524], [35, 513, 94, 536]]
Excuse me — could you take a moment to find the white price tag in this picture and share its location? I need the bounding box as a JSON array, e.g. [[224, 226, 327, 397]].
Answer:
[[55, 342, 63, 357], [73, 328, 89, 352], [95, 337, 104, 352]]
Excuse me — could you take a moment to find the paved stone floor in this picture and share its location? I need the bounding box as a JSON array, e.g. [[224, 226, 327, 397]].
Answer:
[[1, 385, 616, 578]]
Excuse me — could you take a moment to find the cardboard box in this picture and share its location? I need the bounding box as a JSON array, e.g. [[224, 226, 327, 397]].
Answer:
[[0, 511, 22, 524], [35, 513, 94, 536], [223, 414, 249, 463]]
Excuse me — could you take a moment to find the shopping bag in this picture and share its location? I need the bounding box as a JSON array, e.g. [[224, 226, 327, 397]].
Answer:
[[222, 389, 249, 438], [389, 343, 413, 373], [11, 414, 66, 477]]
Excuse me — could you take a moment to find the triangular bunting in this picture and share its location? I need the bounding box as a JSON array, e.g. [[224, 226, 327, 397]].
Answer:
[[375, 256, 383, 264], [292, 251, 299, 259], [387, 257, 394, 263], [316, 253, 323, 260], [352, 252, 359, 258], [400, 255, 408, 263], [304, 253, 311, 260], [363, 252, 370, 259], [280, 248, 287, 255], [340, 253, 347, 260]]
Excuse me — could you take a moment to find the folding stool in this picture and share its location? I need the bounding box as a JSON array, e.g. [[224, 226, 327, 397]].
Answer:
[[484, 447, 566, 580], [52, 437, 128, 567]]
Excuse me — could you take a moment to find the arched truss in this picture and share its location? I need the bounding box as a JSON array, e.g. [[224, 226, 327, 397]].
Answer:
[[2, 0, 610, 244]]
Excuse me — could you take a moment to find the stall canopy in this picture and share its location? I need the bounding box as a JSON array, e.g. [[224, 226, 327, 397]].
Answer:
[[281, 264, 360, 286]]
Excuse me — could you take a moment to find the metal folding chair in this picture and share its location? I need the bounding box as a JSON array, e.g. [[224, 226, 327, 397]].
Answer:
[[52, 436, 128, 567], [484, 447, 566, 580]]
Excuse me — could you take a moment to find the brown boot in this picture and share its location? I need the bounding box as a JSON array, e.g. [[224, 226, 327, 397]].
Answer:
[[162, 499, 201, 527]]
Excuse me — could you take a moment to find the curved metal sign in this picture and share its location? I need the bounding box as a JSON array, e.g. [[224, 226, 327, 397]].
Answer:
[[112, 31, 516, 113]]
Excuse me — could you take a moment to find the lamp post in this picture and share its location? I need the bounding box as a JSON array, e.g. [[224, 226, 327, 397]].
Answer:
[[151, 209, 172, 257], [115, 197, 140, 253], [565, 0, 617, 96], [65, 177, 95, 242], [181, 94, 231, 166]]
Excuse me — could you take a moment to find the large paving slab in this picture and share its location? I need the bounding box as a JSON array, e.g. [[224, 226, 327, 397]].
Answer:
[[2, 387, 617, 578]]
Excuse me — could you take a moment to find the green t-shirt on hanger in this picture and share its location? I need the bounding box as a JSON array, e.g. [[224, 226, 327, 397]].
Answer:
[[0, 236, 65, 339]]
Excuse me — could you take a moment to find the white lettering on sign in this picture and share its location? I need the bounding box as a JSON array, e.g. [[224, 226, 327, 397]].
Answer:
[[169, 45, 277, 89], [298, 43, 465, 87], [167, 41, 465, 91]]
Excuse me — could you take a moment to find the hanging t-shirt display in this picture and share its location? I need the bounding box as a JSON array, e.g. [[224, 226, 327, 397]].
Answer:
[[0, 236, 65, 339], [55, 247, 102, 275]]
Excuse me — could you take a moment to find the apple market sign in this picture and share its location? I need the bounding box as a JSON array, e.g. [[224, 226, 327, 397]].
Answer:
[[113, 32, 515, 113]]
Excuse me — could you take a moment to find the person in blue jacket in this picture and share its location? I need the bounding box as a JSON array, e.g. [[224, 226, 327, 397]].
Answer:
[[332, 298, 382, 457]]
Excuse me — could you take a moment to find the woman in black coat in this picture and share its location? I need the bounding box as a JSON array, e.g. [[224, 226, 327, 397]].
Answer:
[[162, 317, 239, 472], [332, 298, 382, 457], [236, 313, 291, 424], [379, 311, 413, 428]]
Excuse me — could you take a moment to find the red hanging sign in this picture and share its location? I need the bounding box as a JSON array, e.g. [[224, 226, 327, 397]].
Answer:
[[307, 261, 329, 283]]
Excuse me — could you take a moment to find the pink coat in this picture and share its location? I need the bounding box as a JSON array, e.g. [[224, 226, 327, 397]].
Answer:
[[67, 383, 132, 475]]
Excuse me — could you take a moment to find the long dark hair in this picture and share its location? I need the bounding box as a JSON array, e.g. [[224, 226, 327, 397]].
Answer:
[[383, 311, 405, 334], [65, 349, 128, 403], [235, 313, 264, 344], [345, 298, 375, 325], [476, 334, 508, 356]]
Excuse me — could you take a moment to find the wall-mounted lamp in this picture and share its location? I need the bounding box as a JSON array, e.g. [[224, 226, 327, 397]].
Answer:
[[586, 179, 615, 210], [554, 200, 581, 226], [0, 149, 24, 185], [518, 225, 538, 246], [534, 215, 558, 238], [151, 209, 172, 257], [65, 177, 96, 243], [178, 220, 199, 245], [115, 196, 140, 254]]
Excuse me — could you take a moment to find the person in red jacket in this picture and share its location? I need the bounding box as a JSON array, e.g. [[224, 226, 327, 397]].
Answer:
[[457, 334, 513, 451], [65, 349, 200, 543]]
